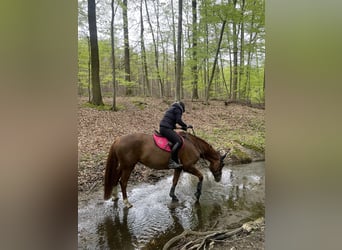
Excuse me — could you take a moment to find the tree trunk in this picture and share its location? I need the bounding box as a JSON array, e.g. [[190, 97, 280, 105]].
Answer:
[[227, 25, 233, 100], [122, 0, 132, 96], [203, 2, 209, 101], [219, 50, 229, 97], [145, 0, 164, 97], [140, 0, 150, 96], [239, 0, 246, 100], [87, 36, 91, 103], [175, 0, 183, 101], [206, 20, 226, 103], [171, 0, 177, 94], [110, 0, 118, 111], [191, 0, 199, 100], [87, 0, 103, 105], [232, 0, 238, 101]]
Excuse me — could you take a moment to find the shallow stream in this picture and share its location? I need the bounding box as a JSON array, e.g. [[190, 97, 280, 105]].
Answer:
[[78, 161, 265, 249]]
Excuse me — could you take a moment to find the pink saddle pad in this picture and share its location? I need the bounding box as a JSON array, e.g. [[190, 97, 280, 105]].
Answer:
[[153, 133, 172, 152], [153, 132, 184, 152]]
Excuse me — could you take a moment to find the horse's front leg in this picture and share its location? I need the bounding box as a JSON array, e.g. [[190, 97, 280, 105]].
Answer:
[[184, 166, 203, 201], [169, 169, 182, 202], [195, 180, 203, 201]]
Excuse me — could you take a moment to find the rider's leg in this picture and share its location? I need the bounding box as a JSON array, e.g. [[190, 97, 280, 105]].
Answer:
[[160, 127, 183, 169], [171, 142, 181, 164], [168, 133, 183, 168]]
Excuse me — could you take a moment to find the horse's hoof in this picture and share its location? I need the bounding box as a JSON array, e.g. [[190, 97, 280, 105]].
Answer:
[[172, 196, 179, 202], [123, 199, 133, 208]]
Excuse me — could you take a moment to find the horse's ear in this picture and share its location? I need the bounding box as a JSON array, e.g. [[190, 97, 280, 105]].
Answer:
[[220, 149, 230, 160], [221, 152, 228, 160]]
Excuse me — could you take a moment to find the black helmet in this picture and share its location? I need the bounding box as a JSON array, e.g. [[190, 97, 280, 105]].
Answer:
[[179, 101, 185, 112]]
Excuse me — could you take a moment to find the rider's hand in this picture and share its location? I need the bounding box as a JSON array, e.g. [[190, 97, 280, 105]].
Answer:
[[187, 125, 193, 129]]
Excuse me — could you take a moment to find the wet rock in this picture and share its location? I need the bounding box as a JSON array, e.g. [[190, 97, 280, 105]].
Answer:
[[225, 141, 264, 165]]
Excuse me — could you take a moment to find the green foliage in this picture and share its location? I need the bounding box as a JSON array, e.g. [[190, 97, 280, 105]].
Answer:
[[78, 38, 90, 93], [78, 0, 265, 102], [82, 102, 111, 111], [82, 101, 125, 111]]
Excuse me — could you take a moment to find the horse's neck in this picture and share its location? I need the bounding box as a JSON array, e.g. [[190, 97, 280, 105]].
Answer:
[[187, 134, 217, 161]]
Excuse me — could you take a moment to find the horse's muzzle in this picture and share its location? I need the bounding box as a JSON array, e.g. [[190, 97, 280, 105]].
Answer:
[[214, 172, 222, 182]]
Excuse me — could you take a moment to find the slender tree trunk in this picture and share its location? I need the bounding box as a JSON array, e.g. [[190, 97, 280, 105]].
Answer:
[[140, 0, 150, 96], [232, 0, 238, 101], [227, 25, 233, 100], [87, 0, 103, 106], [153, 0, 165, 97], [145, 0, 164, 97], [87, 36, 91, 103], [175, 0, 183, 101], [206, 20, 226, 103], [239, 0, 246, 100], [171, 0, 177, 91], [219, 50, 229, 97], [263, 68, 265, 94], [110, 0, 118, 110], [122, 0, 132, 96], [191, 0, 199, 100], [203, 1, 209, 101], [156, 0, 167, 99]]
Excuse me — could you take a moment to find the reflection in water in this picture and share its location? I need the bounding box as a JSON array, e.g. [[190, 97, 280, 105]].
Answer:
[[79, 162, 265, 250], [96, 202, 136, 250]]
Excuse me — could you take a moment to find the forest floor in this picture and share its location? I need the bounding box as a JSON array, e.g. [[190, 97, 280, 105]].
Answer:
[[78, 96, 265, 249]]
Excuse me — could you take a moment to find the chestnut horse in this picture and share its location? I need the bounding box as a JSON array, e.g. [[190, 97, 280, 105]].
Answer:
[[104, 131, 227, 208]]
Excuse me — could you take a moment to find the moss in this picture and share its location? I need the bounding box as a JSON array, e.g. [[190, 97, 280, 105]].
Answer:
[[82, 102, 125, 111], [132, 100, 147, 110], [82, 102, 112, 111], [234, 139, 265, 153], [231, 146, 252, 164]]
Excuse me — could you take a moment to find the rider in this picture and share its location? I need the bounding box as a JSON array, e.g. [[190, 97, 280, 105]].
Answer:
[[159, 101, 193, 169]]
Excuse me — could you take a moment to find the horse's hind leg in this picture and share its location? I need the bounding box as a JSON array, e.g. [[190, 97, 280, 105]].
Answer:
[[119, 166, 134, 208], [112, 170, 122, 201], [169, 169, 182, 202], [112, 186, 119, 201]]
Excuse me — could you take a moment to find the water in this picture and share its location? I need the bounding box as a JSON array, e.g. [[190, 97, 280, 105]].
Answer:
[[78, 161, 265, 249]]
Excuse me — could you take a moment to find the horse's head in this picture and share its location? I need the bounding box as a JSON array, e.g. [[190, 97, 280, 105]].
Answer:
[[210, 151, 228, 182]]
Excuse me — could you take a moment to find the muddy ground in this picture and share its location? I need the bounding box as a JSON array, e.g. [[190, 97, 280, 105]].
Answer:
[[78, 97, 265, 249]]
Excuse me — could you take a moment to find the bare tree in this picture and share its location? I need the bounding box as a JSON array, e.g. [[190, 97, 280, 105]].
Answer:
[[232, 0, 238, 101], [239, 0, 246, 99], [122, 0, 132, 95], [110, 0, 118, 110], [87, 0, 103, 105], [206, 20, 227, 103], [140, 0, 150, 96], [175, 0, 183, 101], [144, 0, 164, 97], [191, 0, 199, 100]]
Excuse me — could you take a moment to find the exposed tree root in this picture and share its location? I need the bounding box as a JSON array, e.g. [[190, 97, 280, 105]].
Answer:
[[163, 217, 264, 250]]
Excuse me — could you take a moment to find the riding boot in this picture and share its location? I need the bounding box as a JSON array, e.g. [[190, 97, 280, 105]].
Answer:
[[168, 142, 183, 169]]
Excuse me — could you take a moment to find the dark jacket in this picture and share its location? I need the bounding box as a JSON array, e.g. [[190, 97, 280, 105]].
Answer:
[[160, 102, 187, 129]]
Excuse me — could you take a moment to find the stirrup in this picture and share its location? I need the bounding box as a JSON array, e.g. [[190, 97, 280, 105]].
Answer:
[[168, 160, 183, 169]]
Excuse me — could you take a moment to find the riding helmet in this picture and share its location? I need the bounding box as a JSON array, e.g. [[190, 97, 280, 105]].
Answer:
[[179, 101, 185, 112]]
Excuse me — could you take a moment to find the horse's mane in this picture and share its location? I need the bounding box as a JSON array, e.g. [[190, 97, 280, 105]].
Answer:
[[179, 131, 218, 160]]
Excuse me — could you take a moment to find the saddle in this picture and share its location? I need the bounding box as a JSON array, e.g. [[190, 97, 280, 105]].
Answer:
[[153, 131, 184, 152]]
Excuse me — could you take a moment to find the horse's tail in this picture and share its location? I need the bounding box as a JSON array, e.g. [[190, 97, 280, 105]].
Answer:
[[104, 143, 118, 200]]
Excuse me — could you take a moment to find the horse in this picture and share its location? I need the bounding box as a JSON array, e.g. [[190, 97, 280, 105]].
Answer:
[[104, 131, 228, 208]]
